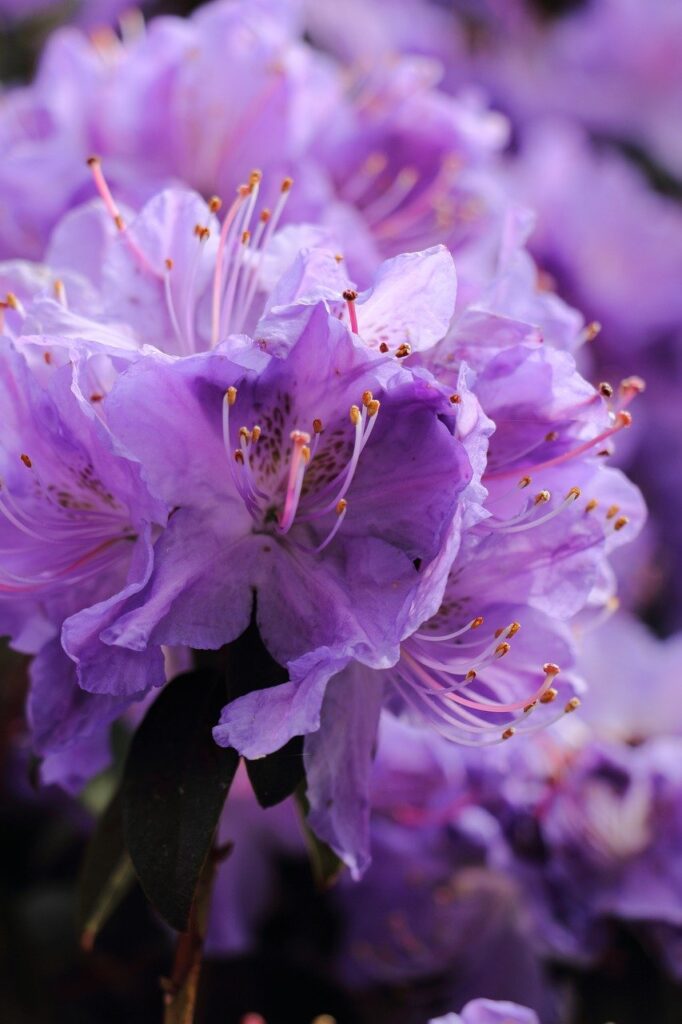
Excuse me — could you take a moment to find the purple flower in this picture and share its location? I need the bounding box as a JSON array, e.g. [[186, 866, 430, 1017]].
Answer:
[[432, 1001, 540, 1024], [0, 0, 338, 259], [0, 337, 167, 789]]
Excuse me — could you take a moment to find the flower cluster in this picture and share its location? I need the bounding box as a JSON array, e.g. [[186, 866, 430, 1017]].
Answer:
[[3, 1, 680, 1020]]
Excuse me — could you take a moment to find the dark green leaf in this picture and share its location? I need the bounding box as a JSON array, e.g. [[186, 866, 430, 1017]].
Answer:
[[121, 670, 239, 932], [295, 786, 345, 889], [77, 791, 135, 951], [246, 735, 304, 809]]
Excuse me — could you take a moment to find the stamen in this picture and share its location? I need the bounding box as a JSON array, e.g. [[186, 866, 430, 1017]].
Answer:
[[87, 156, 124, 230], [20, 454, 32, 468], [486, 411, 632, 481], [343, 290, 359, 334]]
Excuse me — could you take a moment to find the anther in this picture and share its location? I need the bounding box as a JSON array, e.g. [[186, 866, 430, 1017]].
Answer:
[[472, 616, 484, 629], [502, 727, 515, 740], [165, 258, 174, 271], [620, 376, 645, 395], [566, 486, 581, 500], [251, 425, 261, 442], [544, 430, 558, 442], [20, 454, 32, 468], [336, 499, 347, 515], [362, 390, 373, 407], [241, 230, 251, 245], [449, 393, 461, 404], [259, 208, 271, 223], [249, 169, 263, 189], [90, 393, 103, 403], [495, 642, 511, 657], [524, 701, 537, 713], [239, 426, 251, 443], [599, 382, 614, 398], [334, 253, 344, 263], [507, 621, 521, 638], [534, 490, 551, 505], [367, 399, 380, 417], [519, 476, 532, 488], [466, 670, 477, 681], [226, 387, 237, 406], [301, 445, 311, 463], [616, 410, 633, 427], [280, 177, 293, 193], [234, 450, 245, 465], [312, 418, 323, 434], [350, 405, 361, 425], [5, 292, 18, 310], [564, 697, 581, 713], [395, 343, 411, 358], [379, 342, 389, 353], [606, 504, 619, 520], [540, 688, 558, 704], [585, 321, 602, 341], [43, 351, 52, 365], [614, 516, 629, 531], [209, 196, 222, 213], [543, 663, 560, 676], [585, 498, 598, 513]]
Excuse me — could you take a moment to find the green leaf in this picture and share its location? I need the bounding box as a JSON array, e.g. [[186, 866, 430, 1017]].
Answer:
[[246, 736, 304, 809], [121, 670, 239, 932], [220, 611, 304, 808], [77, 791, 135, 951], [295, 786, 345, 889]]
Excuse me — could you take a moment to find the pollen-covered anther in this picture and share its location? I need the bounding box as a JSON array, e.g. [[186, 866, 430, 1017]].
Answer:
[[501, 727, 515, 741], [366, 399, 380, 417], [614, 516, 629, 531], [395, 343, 412, 358], [465, 670, 477, 681], [362, 390, 373, 407], [506, 621, 521, 638], [209, 195, 222, 213], [524, 701, 537, 714], [20, 454, 32, 468], [543, 662, 560, 676], [519, 475, 532, 489], [540, 687, 558, 704], [239, 426, 251, 443], [234, 449, 245, 465], [336, 499, 348, 515], [194, 224, 210, 241], [164, 258, 173, 271], [312, 418, 323, 434], [449, 393, 461, 404], [241, 230, 251, 245], [566, 486, 581, 501], [226, 386, 238, 406], [280, 176, 294, 193], [248, 169, 263, 189], [534, 490, 551, 505], [495, 642, 511, 657], [379, 342, 389, 353], [250, 425, 262, 443], [544, 430, 558, 442], [584, 320, 602, 341], [5, 292, 19, 310], [350, 404, 361, 425], [53, 279, 67, 305], [564, 697, 581, 713], [259, 208, 271, 223], [616, 410, 633, 428], [605, 504, 619, 520], [471, 616, 484, 629], [585, 498, 598, 513], [599, 381, 614, 398]]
